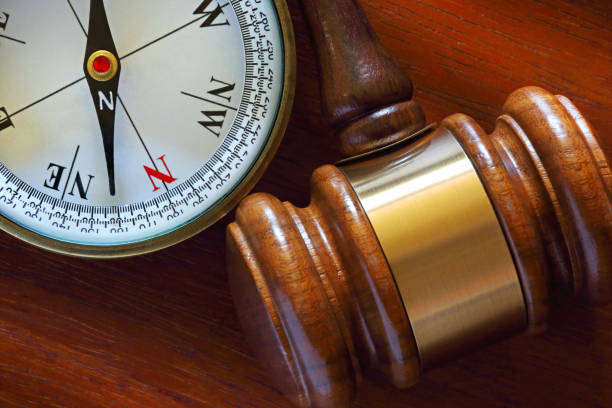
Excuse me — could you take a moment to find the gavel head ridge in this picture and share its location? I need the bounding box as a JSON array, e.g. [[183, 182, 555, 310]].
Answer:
[[226, 86, 612, 408]]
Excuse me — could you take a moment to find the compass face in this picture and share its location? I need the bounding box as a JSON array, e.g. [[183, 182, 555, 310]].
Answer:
[[0, 0, 293, 256]]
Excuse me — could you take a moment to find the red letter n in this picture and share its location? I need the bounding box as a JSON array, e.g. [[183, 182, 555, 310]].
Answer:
[[144, 155, 177, 192]]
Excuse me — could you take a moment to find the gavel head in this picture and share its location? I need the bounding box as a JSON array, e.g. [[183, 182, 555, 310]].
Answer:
[[226, 87, 612, 408]]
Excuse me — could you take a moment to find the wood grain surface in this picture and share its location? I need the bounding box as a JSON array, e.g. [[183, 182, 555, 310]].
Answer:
[[0, 1, 610, 407]]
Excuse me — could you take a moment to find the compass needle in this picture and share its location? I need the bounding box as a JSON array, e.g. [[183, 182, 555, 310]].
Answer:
[[0, 0, 294, 256], [84, 0, 121, 196]]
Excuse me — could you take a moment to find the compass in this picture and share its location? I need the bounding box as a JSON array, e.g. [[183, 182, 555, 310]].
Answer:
[[0, 0, 295, 257]]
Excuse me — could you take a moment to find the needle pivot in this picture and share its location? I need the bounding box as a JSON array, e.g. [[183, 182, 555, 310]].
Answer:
[[93, 55, 110, 72], [83, 0, 121, 196], [86, 50, 118, 82]]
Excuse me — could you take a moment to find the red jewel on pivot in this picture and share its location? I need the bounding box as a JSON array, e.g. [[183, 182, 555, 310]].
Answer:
[[93, 55, 111, 74]]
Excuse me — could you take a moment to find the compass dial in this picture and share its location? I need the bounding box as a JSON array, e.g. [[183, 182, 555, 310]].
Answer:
[[0, 0, 294, 256]]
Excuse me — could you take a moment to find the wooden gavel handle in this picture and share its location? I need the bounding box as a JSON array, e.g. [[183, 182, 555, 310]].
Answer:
[[300, 0, 426, 156]]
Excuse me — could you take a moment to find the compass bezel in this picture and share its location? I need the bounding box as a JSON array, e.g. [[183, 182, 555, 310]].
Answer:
[[0, 0, 296, 258]]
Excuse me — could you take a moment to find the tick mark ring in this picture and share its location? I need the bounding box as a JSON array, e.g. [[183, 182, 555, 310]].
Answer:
[[87, 50, 118, 82]]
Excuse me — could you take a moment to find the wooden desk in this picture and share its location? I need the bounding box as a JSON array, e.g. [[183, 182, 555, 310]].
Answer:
[[0, 1, 610, 407]]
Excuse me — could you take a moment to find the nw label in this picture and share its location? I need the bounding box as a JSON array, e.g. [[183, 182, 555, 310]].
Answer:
[[182, 77, 237, 138], [194, 0, 230, 28]]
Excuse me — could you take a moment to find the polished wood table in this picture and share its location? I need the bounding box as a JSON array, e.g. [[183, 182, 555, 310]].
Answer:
[[0, 1, 610, 407]]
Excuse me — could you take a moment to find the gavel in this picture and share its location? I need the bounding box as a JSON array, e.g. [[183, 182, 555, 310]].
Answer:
[[226, 1, 612, 407]]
